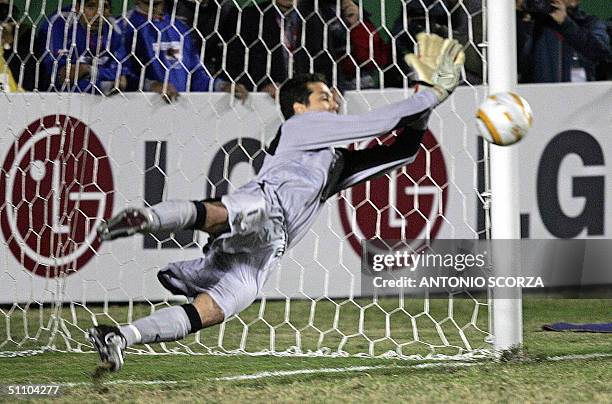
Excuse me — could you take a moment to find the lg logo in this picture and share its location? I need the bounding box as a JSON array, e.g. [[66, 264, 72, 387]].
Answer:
[[337, 130, 448, 256], [0, 116, 114, 277], [525, 130, 605, 238]]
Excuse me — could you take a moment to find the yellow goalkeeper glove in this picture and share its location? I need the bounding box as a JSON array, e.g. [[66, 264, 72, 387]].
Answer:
[[404, 32, 465, 102]]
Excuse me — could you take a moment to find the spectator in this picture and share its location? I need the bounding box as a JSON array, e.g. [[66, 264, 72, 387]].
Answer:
[[163, 0, 239, 78], [37, 5, 72, 52], [288, 0, 379, 91], [449, 0, 484, 85], [1, 2, 21, 92], [593, 18, 612, 80], [123, 0, 246, 102], [516, 0, 610, 83], [226, 0, 336, 98], [389, 0, 483, 87], [1, 2, 38, 91], [308, 0, 389, 90], [36, 4, 73, 91], [337, 9, 391, 90], [388, 0, 450, 87], [41, 0, 129, 94], [338, 0, 359, 26]]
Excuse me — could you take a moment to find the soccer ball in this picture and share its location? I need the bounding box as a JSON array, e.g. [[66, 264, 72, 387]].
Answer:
[[475, 92, 533, 146]]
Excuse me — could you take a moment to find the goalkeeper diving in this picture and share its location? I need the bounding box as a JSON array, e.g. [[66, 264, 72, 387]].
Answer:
[[89, 33, 465, 371]]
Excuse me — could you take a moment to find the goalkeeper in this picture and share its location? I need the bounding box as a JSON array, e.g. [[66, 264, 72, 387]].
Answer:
[[89, 33, 464, 371]]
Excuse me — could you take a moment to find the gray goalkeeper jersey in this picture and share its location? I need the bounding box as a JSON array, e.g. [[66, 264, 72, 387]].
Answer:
[[161, 89, 438, 301], [251, 90, 438, 248]]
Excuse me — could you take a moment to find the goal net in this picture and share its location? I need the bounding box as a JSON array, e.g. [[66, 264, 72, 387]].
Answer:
[[0, 0, 494, 360]]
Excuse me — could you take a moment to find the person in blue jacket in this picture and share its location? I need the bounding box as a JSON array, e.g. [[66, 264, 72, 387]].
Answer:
[[41, 0, 130, 94], [122, 0, 247, 102]]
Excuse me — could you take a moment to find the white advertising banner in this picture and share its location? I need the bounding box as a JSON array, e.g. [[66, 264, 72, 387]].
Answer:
[[514, 83, 612, 239], [0, 82, 611, 303]]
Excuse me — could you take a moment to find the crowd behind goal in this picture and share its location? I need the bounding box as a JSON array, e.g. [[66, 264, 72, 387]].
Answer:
[[0, 0, 610, 97]]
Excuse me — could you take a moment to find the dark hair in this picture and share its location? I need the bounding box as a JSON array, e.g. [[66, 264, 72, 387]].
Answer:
[[279, 73, 327, 119]]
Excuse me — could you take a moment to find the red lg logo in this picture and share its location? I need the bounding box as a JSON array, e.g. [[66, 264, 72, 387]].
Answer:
[[0, 115, 114, 277], [338, 130, 448, 255]]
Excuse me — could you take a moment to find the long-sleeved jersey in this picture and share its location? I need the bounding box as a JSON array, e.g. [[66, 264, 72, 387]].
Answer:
[[121, 9, 213, 92], [42, 12, 129, 94], [254, 89, 438, 248], [161, 89, 438, 310]]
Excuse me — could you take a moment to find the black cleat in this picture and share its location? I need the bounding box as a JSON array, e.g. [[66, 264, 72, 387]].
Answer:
[[88, 325, 126, 372], [97, 208, 154, 241]]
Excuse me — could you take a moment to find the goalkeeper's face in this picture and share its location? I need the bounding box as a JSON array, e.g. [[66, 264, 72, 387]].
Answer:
[[300, 82, 339, 115]]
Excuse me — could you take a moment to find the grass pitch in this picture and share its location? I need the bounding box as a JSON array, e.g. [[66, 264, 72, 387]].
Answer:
[[0, 298, 611, 403]]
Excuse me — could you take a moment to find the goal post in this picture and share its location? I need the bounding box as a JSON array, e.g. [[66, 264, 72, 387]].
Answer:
[[0, 0, 523, 360], [486, 0, 523, 351]]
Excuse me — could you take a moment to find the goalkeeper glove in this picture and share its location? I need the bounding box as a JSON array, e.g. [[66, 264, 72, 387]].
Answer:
[[404, 32, 465, 102]]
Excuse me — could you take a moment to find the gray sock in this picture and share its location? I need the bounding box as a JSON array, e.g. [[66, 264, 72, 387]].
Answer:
[[119, 306, 191, 346], [146, 200, 198, 232]]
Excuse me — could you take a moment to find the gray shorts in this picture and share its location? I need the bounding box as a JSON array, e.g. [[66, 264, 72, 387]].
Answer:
[[157, 182, 286, 318]]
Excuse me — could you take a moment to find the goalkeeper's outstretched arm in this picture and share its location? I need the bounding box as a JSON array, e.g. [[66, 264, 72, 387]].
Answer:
[[277, 33, 464, 153], [277, 90, 438, 152], [321, 124, 428, 199]]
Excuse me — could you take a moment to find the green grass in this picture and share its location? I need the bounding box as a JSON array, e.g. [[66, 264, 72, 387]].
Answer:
[[0, 298, 611, 403], [2, 295, 493, 358]]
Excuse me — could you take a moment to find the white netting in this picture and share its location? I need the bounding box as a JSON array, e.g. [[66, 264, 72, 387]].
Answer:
[[0, 0, 492, 360]]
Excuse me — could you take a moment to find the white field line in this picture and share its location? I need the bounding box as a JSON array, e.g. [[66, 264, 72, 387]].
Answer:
[[212, 362, 482, 381], [213, 352, 612, 382], [42, 352, 612, 387], [213, 365, 393, 381], [547, 353, 612, 361], [56, 380, 179, 387]]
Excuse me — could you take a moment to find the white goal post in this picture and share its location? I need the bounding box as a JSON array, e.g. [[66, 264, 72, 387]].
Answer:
[[0, 0, 522, 359], [486, 0, 523, 351]]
